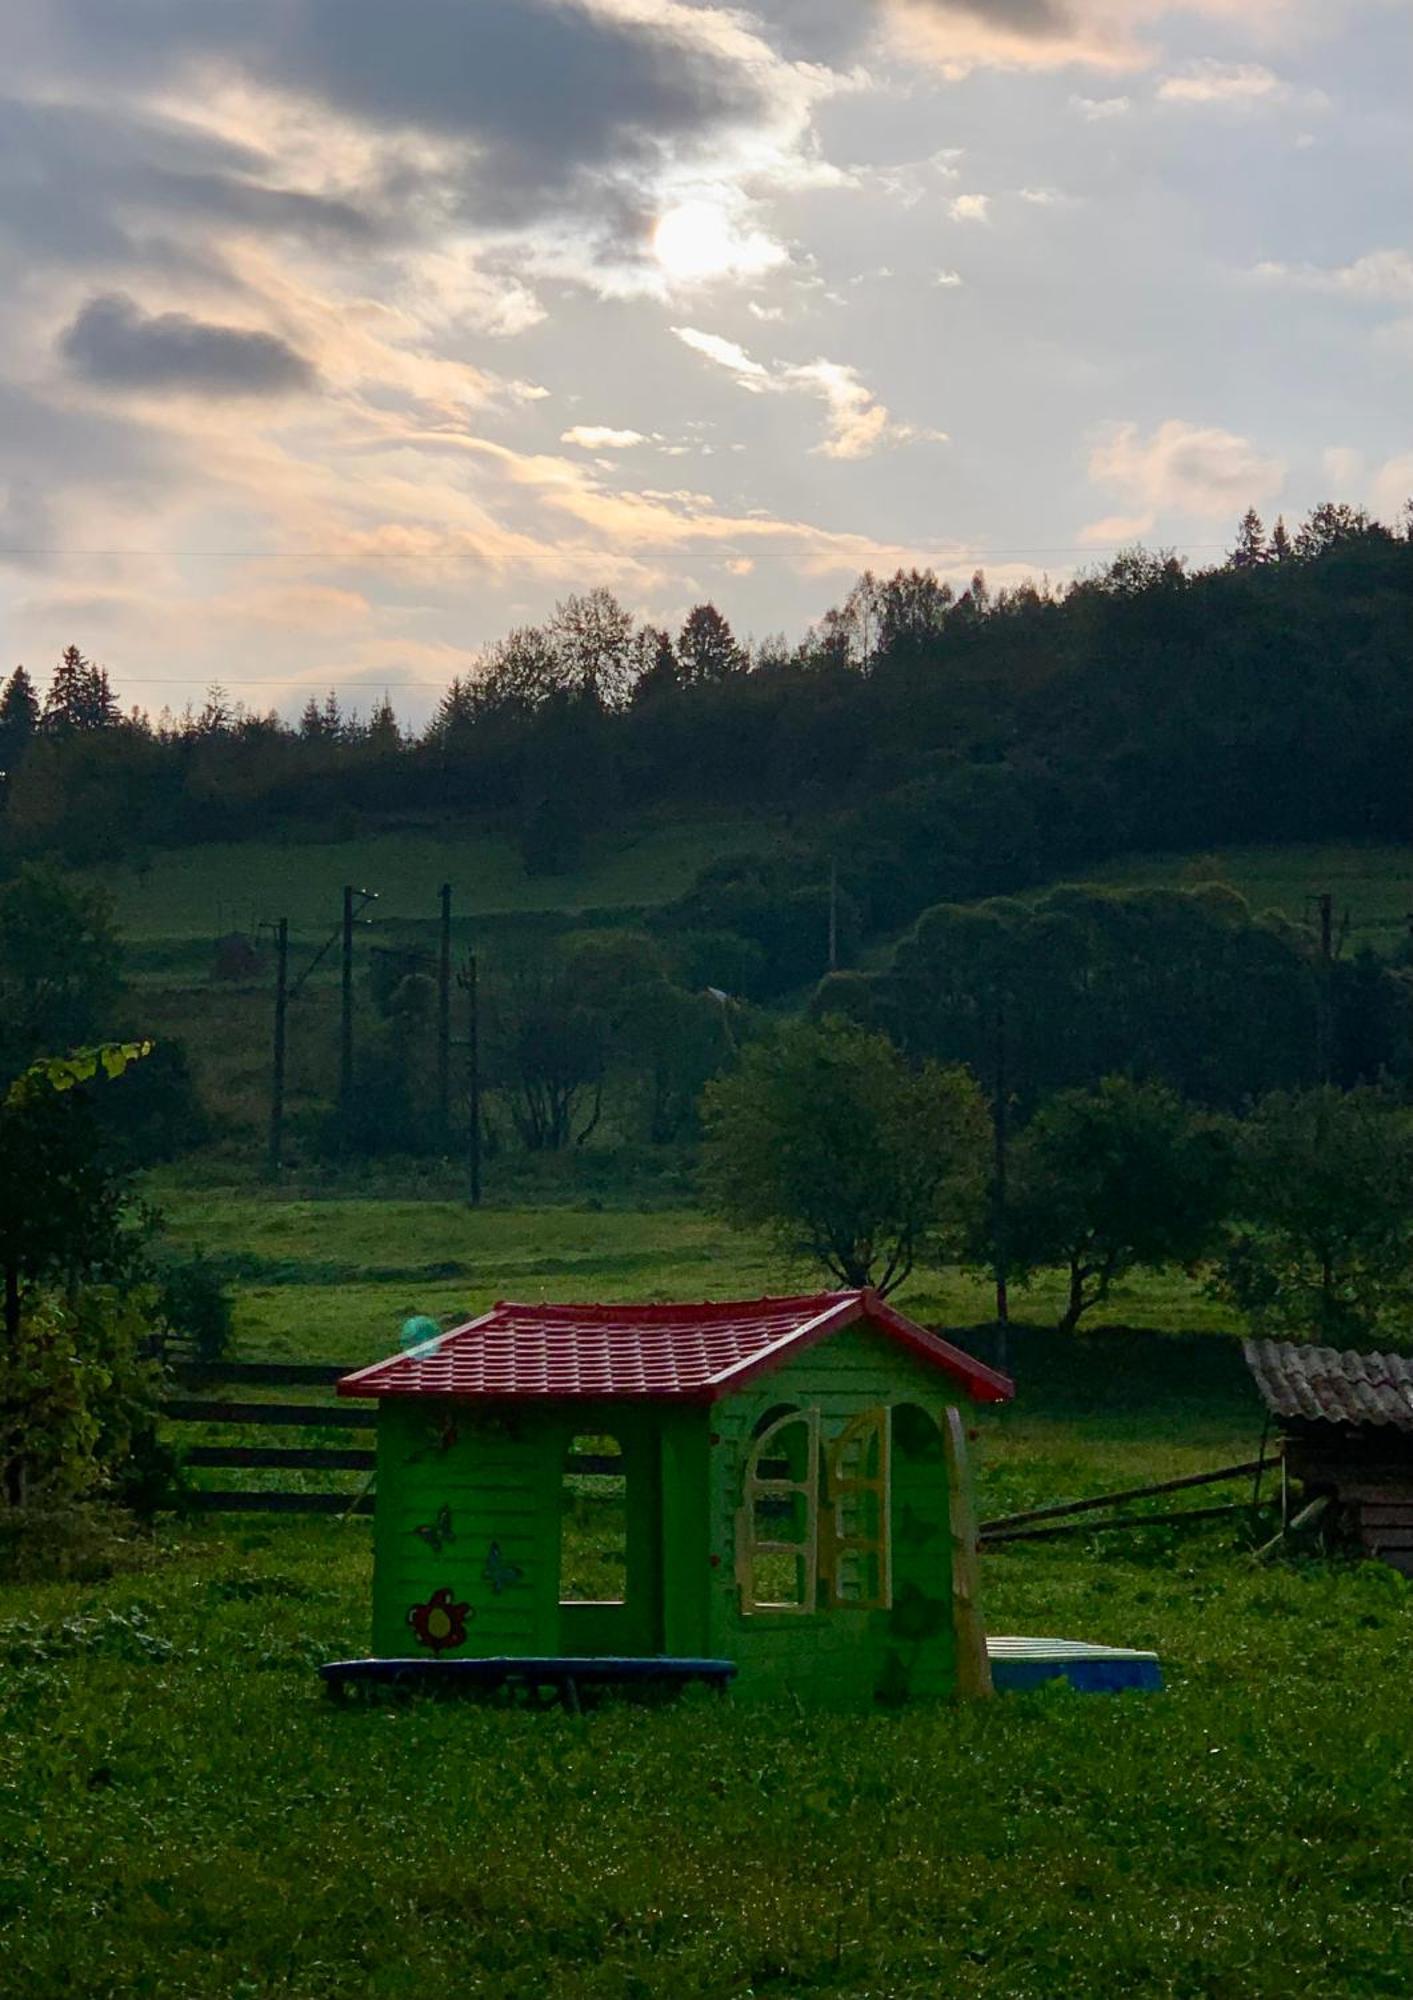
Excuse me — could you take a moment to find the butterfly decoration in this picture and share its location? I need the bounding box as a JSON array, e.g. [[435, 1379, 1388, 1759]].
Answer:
[[482, 1539, 524, 1595], [414, 1504, 455, 1555]]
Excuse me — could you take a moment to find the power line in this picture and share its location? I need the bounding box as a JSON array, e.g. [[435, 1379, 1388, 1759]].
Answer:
[[0, 539, 1238, 561]]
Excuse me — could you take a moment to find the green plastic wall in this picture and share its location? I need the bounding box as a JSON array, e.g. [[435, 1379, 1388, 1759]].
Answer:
[[367, 1320, 971, 1704], [370, 1398, 710, 1661], [704, 1323, 963, 1706]]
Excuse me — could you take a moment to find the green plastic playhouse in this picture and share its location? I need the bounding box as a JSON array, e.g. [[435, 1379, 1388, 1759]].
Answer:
[[326, 1290, 1020, 1705]]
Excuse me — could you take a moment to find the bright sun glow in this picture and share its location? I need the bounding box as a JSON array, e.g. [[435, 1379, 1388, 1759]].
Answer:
[[653, 200, 740, 281]]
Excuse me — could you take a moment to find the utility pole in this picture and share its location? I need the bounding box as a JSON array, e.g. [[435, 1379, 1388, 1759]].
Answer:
[[1313, 890, 1336, 1084], [340, 884, 355, 1114], [459, 953, 482, 1207], [827, 857, 839, 973], [992, 985, 1010, 1361], [267, 917, 288, 1178], [437, 882, 452, 1144]]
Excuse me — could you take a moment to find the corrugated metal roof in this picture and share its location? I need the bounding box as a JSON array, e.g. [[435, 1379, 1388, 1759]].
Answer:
[[1243, 1338, 1413, 1433], [339, 1290, 1015, 1406]]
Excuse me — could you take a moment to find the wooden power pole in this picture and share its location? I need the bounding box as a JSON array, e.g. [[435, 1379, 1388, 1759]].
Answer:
[[992, 985, 1010, 1358], [267, 917, 288, 1178], [459, 953, 482, 1207], [437, 882, 452, 1143], [340, 884, 355, 1113]]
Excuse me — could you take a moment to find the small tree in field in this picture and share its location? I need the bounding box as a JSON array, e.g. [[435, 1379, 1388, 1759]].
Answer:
[[1216, 1087, 1413, 1343], [993, 1078, 1232, 1333], [700, 1018, 989, 1294]]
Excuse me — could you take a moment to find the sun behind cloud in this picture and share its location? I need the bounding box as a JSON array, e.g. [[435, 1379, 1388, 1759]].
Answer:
[[652, 198, 784, 285]]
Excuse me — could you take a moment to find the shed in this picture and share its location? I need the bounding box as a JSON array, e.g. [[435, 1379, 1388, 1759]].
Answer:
[[335, 1290, 1014, 1705], [1244, 1338, 1413, 1573]]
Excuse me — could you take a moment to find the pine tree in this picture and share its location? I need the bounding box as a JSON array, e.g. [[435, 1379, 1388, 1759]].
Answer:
[[1270, 515, 1292, 563], [43, 646, 116, 732], [1229, 508, 1269, 568], [0, 667, 40, 772], [367, 694, 401, 754], [298, 695, 325, 740]]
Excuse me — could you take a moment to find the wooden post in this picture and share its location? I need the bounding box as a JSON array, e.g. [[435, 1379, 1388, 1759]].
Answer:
[[268, 916, 288, 1177], [437, 882, 452, 1144], [992, 987, 1009, 1351], [944, 1406, 992, 1698], [1314, 889, 1334, 1083], [340, 884, 354, 1113], [460, 952, 481, 1208]]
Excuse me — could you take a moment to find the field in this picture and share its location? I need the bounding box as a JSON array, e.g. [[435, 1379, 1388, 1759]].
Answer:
[[88, 813, 782, 981], [91, 831, 1413, 1147], [1090, 842, 1413, 958], [3, 1192, 1413, 1997]]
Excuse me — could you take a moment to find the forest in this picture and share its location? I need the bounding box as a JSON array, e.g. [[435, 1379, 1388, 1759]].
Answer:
[[1, 501, 1409, 955]]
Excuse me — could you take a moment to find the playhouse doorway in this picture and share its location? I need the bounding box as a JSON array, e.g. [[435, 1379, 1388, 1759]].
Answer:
[[557, 1426, 663, 1655]]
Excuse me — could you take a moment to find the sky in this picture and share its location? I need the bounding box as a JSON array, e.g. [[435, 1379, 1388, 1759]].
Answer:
[[1, 0, 1409, 725]]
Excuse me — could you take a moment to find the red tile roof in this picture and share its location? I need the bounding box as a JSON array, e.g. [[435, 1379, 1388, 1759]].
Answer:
[[339, 1290, 1014, 1406]]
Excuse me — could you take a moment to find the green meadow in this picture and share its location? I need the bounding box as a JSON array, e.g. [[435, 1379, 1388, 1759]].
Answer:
[[4, 1187, 1412, 1997]]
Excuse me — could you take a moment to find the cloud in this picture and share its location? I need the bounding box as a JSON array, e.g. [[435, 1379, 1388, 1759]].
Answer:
[[1252, 248, 1413, 303], [883, 0, 1305, 78], [1157, 60, 1319, 108], [935, 269, 965, 286], [1086, 418, 1285, 531], [672, 325, 773, 388], [785, 359, 944, 459], [673, 325, 943, 457], [561, 425, 649, 450], [1070, 93, 1131, 118], [949, 194, 991, 222], [60, 292, 317, 395]]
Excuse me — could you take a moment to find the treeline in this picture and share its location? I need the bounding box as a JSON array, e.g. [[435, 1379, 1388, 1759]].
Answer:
[[1, 500, 1409, 959], [703, 1019, 1413, 1345]]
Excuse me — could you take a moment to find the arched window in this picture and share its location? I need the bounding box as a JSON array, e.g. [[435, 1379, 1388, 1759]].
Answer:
[[736, 1406, 820, 1614]]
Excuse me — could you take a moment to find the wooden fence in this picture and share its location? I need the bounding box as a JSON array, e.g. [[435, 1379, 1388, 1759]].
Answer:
[[161, 1361, 376, 1514], [162, 1361, 626, 1515]]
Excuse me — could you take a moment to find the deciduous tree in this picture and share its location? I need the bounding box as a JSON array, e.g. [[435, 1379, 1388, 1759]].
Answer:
[[701, 1017, 990, 1293], [990, 1078, 1232, 1333]]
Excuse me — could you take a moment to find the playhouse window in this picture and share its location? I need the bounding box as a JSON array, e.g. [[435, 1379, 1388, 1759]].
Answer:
[[822, 1408, 891, 1612], [737, 1406, 820, 1614], [560, 1433, 627, 1604]]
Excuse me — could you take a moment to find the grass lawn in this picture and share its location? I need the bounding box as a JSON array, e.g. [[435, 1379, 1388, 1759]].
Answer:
[[3, 1188, 1412, 1995], [151, 1187, 1245, 1365]]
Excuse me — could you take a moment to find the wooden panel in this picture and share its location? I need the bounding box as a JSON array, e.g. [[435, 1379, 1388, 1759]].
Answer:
[[1353, 1503, 1413, 1527]]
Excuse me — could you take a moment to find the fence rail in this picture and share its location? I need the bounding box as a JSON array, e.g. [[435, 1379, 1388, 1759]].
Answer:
[[162, 1361, 626, 1513]]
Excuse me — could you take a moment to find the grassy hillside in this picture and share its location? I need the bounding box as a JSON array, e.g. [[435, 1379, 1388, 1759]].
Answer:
[[1091, 842, 1413, 956], [103, 834, 1410, 1146], [89, 813, 783, 978]]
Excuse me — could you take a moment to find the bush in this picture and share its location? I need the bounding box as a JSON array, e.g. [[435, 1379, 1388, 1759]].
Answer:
[[0, 1290, 169, 1510], [155, 1253, 234, 1364]]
